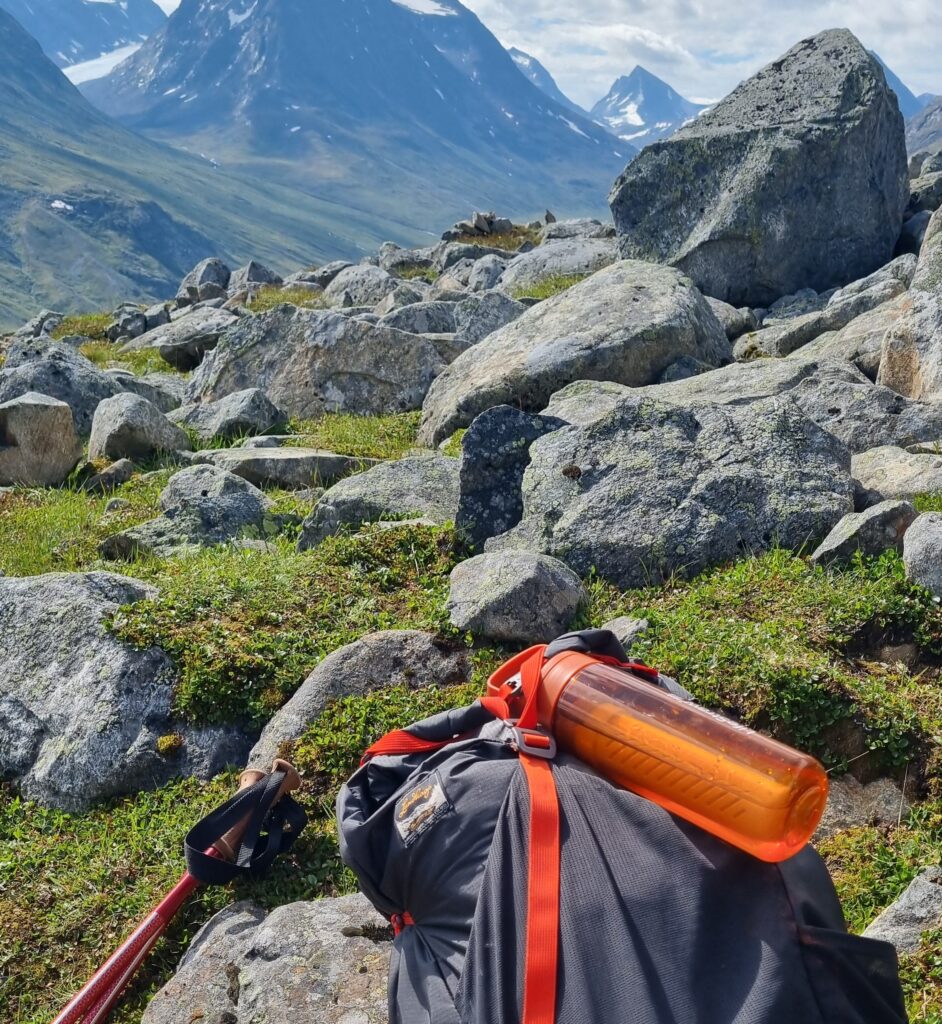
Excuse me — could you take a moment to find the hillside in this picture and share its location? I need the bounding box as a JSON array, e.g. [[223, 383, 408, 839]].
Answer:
[[0, 9, 417, 327], [508, 47, 587, 117], [82, 0, 631, 230]]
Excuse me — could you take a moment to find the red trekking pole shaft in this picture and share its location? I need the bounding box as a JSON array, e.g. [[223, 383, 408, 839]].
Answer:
[[50, 760, 301, 1024]]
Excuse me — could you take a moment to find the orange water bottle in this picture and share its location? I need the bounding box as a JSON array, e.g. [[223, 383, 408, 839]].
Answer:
[[489, 645, 828, 863]]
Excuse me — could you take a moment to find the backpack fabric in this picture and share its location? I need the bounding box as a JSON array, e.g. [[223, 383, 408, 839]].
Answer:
[[337, 701, 908, 1024]]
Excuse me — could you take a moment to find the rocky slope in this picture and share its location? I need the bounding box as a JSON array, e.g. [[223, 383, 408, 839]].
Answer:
[[508, 47, 587, 117], [4, 23, 942, 1024], [591, 66, 706, 146], [0, 0, 165, 67], [82, 0, 631, 231], [0, 8, 411, 327]]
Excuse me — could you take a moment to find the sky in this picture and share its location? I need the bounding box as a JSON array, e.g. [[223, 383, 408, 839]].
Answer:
[[153, 0, 940, 109]]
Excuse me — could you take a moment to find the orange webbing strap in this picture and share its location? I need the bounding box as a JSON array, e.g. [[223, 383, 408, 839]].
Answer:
[[519, 752, 561, 1024], [360, 730, 457, 765]]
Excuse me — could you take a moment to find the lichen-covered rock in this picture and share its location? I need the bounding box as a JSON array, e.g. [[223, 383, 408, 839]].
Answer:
[[141, 896, 390, 1024], [121, 306, 237, 371], [297, 454, 459, 549], [456, 405, 566, 547], [810, 500, 917, 565], [863, 868, 942, 953], [186, 307, 445, 419], [796, 294, 908, 380], [176, 257, 231, 306], [498, 237, 617, 291], [0, 392, 82, 486], [447, 551, 585, 644], [378, 301, 457, 336], [0, 572, 246, 810], [853, 447, 942, 499], [229, 261, 282, 295], [324, 264, 397, 307], [903, 512, 942, 594], [170, 388, 287, 442], [88, 393, 191, 462], [249, 631, 471, 767], [610, 30, 908, 306], [814, 776, 909, 840], [453, 290, 526, 346], [488, 395, 854, 589], [419, 261, 730, 446], [197, 447, 376, 490]]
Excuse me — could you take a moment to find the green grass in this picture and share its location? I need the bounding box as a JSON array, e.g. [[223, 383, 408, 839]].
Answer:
[[453, 224, 541, 252], [439, 428, 466, 459], [396, 265, 440, 283], [247, 285, 329, 313], [79, 340, 179, 377], [286, 410, 422, 460], [509, 273, 588, 301], [113, 525, 463, 726], [585, 549, 942, 774], [51, 312, 112, 342]]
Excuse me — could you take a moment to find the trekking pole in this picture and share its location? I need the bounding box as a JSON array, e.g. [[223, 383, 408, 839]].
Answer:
[[50, 759, 306, 1024]]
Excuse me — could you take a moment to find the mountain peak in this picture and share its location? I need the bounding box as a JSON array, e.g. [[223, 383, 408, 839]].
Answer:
[[508, 46, 586, 116], [591, 66, 704, 148]]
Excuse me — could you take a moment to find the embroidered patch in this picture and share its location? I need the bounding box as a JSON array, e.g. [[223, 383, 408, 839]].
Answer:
[[395, 773, 450, 845]]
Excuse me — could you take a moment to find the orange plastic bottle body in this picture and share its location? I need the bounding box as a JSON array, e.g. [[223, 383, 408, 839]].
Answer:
[[537, 654, 828, 863]]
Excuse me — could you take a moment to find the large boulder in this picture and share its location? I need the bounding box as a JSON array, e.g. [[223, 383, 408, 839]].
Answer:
[[120, 307, 237, 371], [418, 261, 730, 446], [0, 572, 246, 810], [297, 454, 460, 549], [498, 237, 618, 292], [0, 345, 123, 434], [447, 551, 585, 644], [88, 393, 191, 462], [324, 264, 397, 307], [610, 30, 908, 306], [488, 395, 854, 589], [141, 896, 390, 1024], [249, 631, 471, 767], [170, 388, 287, 442], [880, 207, 942, 400], [0, 392, 82, 486], [185, 307, 445, 419]]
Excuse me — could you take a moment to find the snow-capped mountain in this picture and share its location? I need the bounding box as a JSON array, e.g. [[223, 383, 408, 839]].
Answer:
[[508, 47, 586, 117], [591, 66, 705, 147], [82, 0, 631, 230], [0, 0, 166, 68]]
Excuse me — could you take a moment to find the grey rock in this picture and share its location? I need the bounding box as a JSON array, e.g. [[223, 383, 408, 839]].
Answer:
[[418, 261, 731, 446], [229, 261, 282, 295], [828, 255, 917, 304], [144, 303, 171, 331], [541, 218, 615, 241], [467, 254, 508, 291], [907, 172, 942, 215], [796, 294, 908, 380], [447, 551, 585, 644], [0, 571, 247, 810], [159, 463, 271, 511], [658, 355, 715, 383], [489, 394, 854, 589], [434, 242, 510, 272], [379, 245, 436, 276], [453, 291, 526, 346], [106, 306, 147, 342], [0, 345, 123, 434], [186, 307, 445, 420], [176, 258, 231, 307], [863, 868, 942, 953], [765, 288, 832, 323], [373, 282, 429, 314], [106, 370, 184, 414], [903, 513, 942, 594], [324, 264, 397, 308], [83, 458, 135, 493], [249, 631, 471, 767], [298, 454, 459, 549], [456, 405, 567, 548], [88, 393, 191, 462], [880, 208, 942, 401], [196, 447, 376, 490], [308, 260, 352, 288], [499, 237, 617, 292], [610, 30, 909, 306], [853, 447, 942, 499], [140, 895, 390, 1024], [0, 392, 82, 486], [378, 301, 456, 336], [898, 211, 932, 255], [121, 307, 237, 371], [810, 500, 917, 564], [600, 616, 650, 651], [170, 389, 287, 442], [12, 309, 63, 340], [705, 297, 756, 340], [815, 776, 910, 840]]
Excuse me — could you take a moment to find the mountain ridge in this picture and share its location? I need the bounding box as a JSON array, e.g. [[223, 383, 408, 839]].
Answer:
[[590, 65, 706, 147]]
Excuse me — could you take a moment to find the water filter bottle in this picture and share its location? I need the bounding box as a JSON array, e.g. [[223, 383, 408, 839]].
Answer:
[[493, 650, 829, 863]]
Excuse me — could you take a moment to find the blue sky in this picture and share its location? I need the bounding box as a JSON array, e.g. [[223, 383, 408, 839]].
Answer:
[[154, 0, 940, 109]]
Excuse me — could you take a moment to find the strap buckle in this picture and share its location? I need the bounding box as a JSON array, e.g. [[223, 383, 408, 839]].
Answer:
[[513, 727, 557, 760]]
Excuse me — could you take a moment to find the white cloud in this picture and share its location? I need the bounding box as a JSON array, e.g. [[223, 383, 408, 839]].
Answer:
[[461, 0, 941, 108]]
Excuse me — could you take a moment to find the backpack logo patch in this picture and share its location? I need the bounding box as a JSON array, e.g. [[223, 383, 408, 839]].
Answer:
[[395, 773, 450, 845]]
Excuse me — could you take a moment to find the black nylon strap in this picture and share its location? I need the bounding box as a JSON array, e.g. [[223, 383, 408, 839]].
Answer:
[[184, 771, 308, 885]]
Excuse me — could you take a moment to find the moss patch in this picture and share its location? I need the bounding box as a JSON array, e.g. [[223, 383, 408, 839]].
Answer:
[[79, 340, 179, 376], [510, 273, 588, 301], [396, 266, 440, 284], [51, 312, 112, 342], [247, 286, 329, 313], [286, 411, 422, 460], [453, 225, 541, 252]]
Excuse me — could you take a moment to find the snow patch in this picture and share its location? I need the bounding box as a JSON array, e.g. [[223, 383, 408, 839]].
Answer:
[[228, 3, 257, 29], [62, 44, 141, 84], [391, 0, 456, 15], [50, 200, 74, 213]]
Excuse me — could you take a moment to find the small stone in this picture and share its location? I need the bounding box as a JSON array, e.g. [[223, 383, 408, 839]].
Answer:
[[810, 500, 917, 565], [863, 868, 942, 952], [903, 513, 942, 594]]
